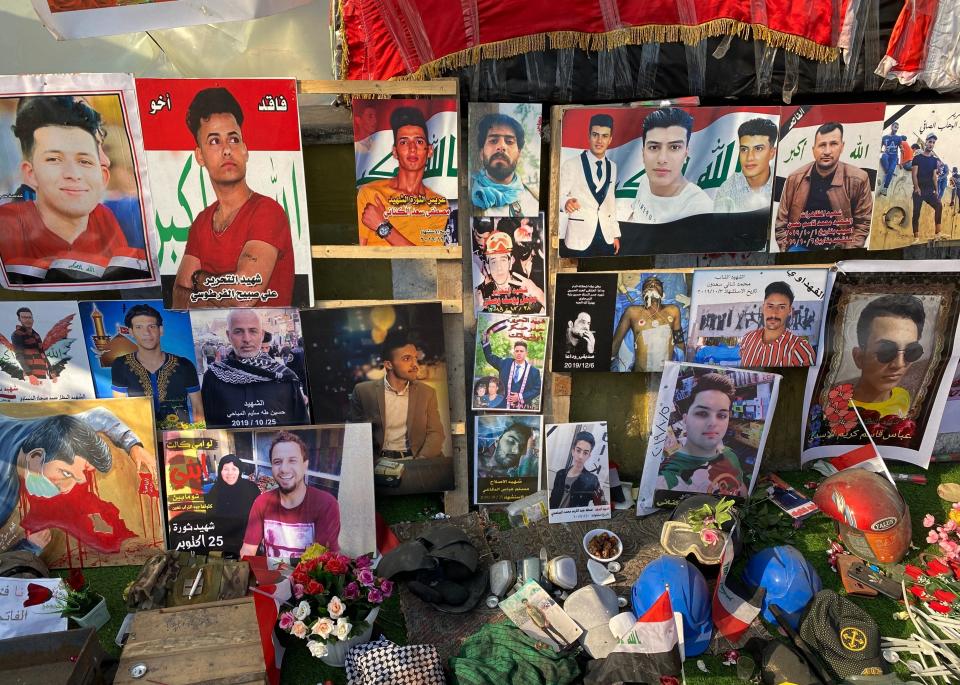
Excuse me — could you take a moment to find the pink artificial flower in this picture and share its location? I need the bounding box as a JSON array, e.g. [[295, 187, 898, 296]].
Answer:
[[928, 531, 942, 544], [953, 502, 960, 511], [293, 583, 305, 599], [343, 581, 360, 600], [923, 514, 936, 528], [380, 579, 394, 598], [945, 520, 958, 533], [357, 568, 376, 587], [278, 612, 295, 630], [367, 588, 383, 604], [940, 539, 959, 556], [291, 620, 309, 639], [355, 555, 373, 569], [700, 529, 720, 546]]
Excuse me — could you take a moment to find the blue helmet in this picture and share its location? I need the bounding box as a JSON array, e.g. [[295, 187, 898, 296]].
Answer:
[[742, 545, 822, 630], [631, 555, 712, 657]]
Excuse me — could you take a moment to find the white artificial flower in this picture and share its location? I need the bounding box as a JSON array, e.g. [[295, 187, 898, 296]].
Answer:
[[326, 595, 345, 619], [334, 618, 353, 640], [290, 621, 308, 639], [312, 617, 335, 639], [292, 600, 311, 621], [307, 640, 329, 658]]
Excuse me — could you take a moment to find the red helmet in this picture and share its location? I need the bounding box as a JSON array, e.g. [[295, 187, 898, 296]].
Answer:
[[813, 469, 911, 564]]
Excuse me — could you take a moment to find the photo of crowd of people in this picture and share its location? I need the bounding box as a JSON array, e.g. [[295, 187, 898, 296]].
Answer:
[[0, 74, 156, 290]]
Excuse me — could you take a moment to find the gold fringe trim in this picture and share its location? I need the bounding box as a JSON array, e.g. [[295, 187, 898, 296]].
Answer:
[[388, 19, 838, 81], [337, 0, 349, 82]]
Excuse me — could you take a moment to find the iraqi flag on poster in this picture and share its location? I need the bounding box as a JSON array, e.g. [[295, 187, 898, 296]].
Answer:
[[31, 0, 310, 41], [584, 590, 684, 685], [352, 98, 460, 201], [712, 528, 762, 643]]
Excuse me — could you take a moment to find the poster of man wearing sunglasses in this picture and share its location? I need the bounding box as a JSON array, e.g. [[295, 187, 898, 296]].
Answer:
[[801, 261, 960, 468]]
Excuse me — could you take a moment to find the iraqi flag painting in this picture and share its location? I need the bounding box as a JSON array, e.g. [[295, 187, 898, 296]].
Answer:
[[558, 104, 780, 258], [584, 590, 684, 685], [712, 527, 762, 644], [136, 78, 313, 310]]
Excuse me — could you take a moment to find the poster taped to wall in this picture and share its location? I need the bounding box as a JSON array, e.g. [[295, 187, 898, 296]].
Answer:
[[473, 313, 548, 413], [473, 414, 541, 505], [0, 73, 158, 291], [137, 77, 313, 309]]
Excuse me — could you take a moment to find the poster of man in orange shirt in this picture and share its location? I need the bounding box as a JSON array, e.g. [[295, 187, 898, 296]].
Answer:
[[0, 74, 158, 291], [352, 98, 458, 247]]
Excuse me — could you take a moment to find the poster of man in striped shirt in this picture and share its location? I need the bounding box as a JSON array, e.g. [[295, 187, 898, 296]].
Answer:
[[688, 268, 828, 368]]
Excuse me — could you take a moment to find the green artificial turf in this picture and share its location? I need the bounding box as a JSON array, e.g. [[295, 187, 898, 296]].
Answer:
[[79, 465, 959, 684]]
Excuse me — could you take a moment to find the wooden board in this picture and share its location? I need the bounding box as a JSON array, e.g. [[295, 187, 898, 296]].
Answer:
[[115, 598, 266, 685], [0, 627, 107, 685]]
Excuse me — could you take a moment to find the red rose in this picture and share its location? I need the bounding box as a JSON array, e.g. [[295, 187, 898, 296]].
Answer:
[[305, 580, 323, 595], [325, 558, 348, 575], [66, 568, 86, 591], [292, 570, 309, 585]]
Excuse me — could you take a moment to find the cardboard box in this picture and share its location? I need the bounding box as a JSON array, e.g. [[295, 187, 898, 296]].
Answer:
[[0, 627, 108, 685]]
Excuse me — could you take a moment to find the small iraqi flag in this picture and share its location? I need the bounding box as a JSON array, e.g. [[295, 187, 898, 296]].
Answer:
[[584, 590, 684, 685], [712, 527, 763, 643]]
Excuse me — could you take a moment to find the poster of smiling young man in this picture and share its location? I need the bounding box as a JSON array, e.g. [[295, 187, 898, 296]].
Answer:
[[0, 301, 95, 403], [867, 103, 960, 250], [546, 421, 611, 524], [0, 397, 162, 568], [557, 104, 779, 257], [474, 414, 542, 504], [468, 102, 541, 218], [353, 98, 458, 247], [136, 78, 313, 309], [637, 362, 781, 514], [771, 103, 884, 253], [162, 423, 375, 559], [473, 313, 549, 413], [688, 268, 828, 368], [190, 308, 309, 429], [0, 74, 158, 290], [77, 300, 202, 430], [801, 261, 960, 468]]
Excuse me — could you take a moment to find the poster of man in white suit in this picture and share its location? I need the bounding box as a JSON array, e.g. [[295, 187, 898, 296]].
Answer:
[[558, 114, 621, 257]]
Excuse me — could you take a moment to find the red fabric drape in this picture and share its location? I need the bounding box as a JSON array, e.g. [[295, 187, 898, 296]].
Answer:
[[339, 0, 841, 81]]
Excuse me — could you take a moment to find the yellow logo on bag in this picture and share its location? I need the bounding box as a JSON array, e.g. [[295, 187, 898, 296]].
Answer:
[[840, 626, 868, 651]]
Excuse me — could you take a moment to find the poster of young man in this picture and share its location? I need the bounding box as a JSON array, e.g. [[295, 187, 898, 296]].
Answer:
[[0, 74, 158, 290], [352, 98, 458, 247], [688, 268, 828, 368], [78, 300, 202, 430], [300, 303, 454, 495], [637, 362, 781, 514], [0, 397, 163, 568], [474, 414, 541, 504], [473, 313, 549, 413], [557, 105, 779, 257], [771, 103, 883, 252], [190, 308, 309, 429], [551, 273, 618, 372], [867, 104, 960, 250], [546, 422, 611, 524], [468, 102, 541, 218], [136, 78, 313, 308], [163, 424, 375, 559], [0, 302, 95, 403], [610, 272, 690, 373], [471, 215, 546, 315], [801, 261, 960, 468]]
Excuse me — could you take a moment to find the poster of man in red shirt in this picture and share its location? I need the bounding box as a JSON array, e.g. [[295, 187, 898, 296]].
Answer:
[[136, 78, 312, 309], [0, 74, 158, 291]]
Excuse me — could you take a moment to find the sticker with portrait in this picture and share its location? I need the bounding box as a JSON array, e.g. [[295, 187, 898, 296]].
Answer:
[[353, 98, 458, 247], [78, 300, 202, 431], [163, 423, 376, 560], [0, 302, 95, 403], [771, 104, 883, 253], [557, 105, 779, 257], [867, 104, 960, 250], [688, 268, 828, 368], [473, 313, 548, 413], [467, 102, 541, 218], [189, 308, 309, 430], [546, 421, 611, 524], [300, 303, 453, 495], [473, 414, 541, 505], [136, 78, 313, 309], [471, 214, 546, 315], [801, 261, 960, 468], [499, 579, 583, 652], [0, 397, 162, 567], [0, 73, 158, 290], [637, 362, 781, 514]]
